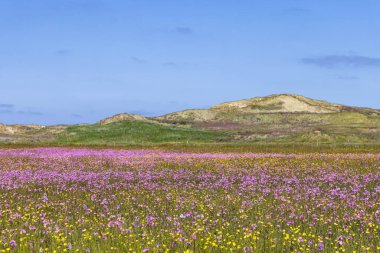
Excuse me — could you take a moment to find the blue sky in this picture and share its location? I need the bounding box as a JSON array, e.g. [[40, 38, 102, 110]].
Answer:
[[1, 0, 380, 125]]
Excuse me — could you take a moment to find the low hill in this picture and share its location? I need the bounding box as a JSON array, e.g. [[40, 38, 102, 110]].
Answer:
[[1, 94, 380, 146], [154, 94, 380, 144], [157, 94, 380, 122], [212, 94, 342, 113], [97, 113, 148, 125], [54, 120, 229, 145], [0, 124, 65, 143]]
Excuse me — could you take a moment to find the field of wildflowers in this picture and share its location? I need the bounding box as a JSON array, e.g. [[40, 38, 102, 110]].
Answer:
[[0, 148, 378, 252]]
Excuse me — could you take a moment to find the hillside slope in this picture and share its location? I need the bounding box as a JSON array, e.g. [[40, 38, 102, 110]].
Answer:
[[157, 94, 380, 122], [53, 120, 229, 145], [97, 113, 149, 125], [154, 94, 380, 144]]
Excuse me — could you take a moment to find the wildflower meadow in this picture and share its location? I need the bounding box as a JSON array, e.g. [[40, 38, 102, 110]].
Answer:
[[0, 148, 379, 252]]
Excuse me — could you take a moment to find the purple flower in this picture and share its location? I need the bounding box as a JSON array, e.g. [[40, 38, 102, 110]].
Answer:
[[318, 242, 324, 251], [42, 193, 48, 203], [9, 240, 17, 248]]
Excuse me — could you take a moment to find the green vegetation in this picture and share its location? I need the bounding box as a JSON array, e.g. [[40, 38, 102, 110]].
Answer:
[[249, 101, 284, 111], [53, 120, 229, 145], [1, 94, 380, 146]]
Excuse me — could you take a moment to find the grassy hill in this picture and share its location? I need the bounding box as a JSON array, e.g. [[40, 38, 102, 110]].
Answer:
[[1, 94, 380, 146], [52, 120, 229, 145], [157, 94, 380, 121], [154, 94, 380, 145]]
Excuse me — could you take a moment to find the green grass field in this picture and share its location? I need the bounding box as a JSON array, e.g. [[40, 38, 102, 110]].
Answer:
[[53, 120, 230, 145]]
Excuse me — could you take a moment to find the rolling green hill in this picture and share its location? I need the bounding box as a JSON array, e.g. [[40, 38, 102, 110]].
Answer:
[[52, 120, 229, 145]]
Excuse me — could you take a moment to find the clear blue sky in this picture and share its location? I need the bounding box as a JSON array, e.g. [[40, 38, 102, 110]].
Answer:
[[1, 0, 380, 125]]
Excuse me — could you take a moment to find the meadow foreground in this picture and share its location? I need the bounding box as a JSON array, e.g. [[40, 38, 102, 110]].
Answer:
[[0, 148, 379, 252]]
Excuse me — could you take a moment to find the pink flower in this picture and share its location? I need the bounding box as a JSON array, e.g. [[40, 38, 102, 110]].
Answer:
[[9, 240, 17, 248]]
